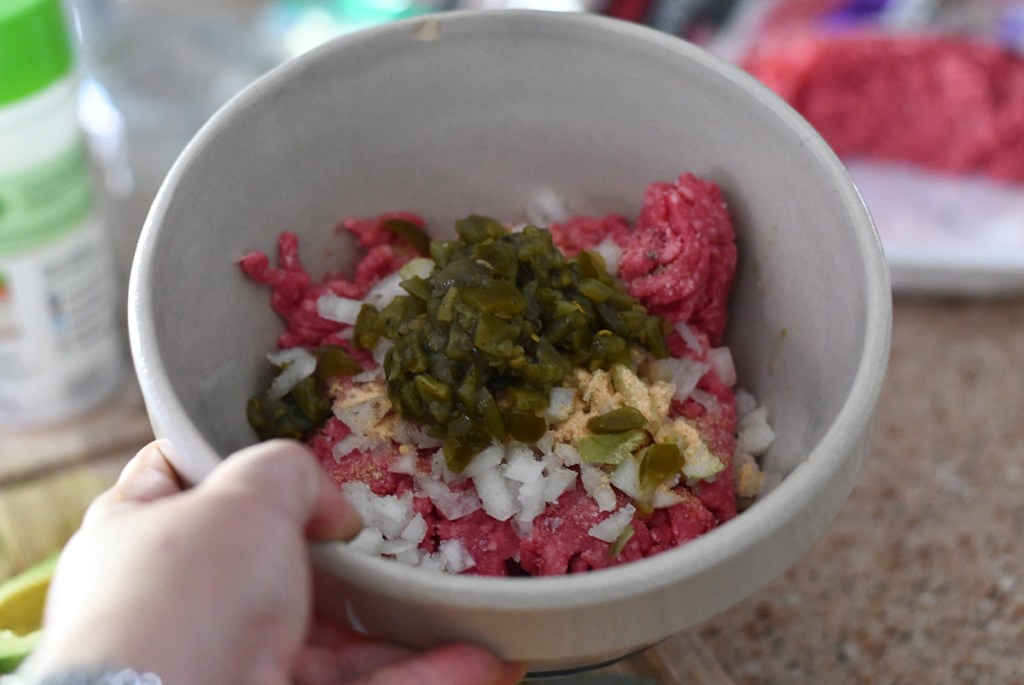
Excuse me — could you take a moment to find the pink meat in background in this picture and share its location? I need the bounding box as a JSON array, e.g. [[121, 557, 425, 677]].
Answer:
[[740, 0, 1024, 183]]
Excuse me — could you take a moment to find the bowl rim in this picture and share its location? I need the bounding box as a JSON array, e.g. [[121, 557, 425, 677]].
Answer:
[[129, 9, 892, 608]]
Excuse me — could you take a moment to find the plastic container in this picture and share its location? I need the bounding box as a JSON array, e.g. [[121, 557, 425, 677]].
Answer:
[[0, 0, 123, 427]]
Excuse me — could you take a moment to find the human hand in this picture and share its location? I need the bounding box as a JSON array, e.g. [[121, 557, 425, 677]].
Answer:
[[19, 440, 526, 685]]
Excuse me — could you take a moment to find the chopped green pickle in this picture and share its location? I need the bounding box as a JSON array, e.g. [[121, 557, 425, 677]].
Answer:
[[249, 216, 671, 473], [587, 406, 647, 434], [247, 395, 314, 441], [314, 345, 363, 381], [246, 345, 359, 440], [682, 441, 726, 481], [639, 443, 684, 491], [351, 216, 667, 472], [442, 415, 493, 473], [505, 410, 547, 444], [577, 430, 647, 466], [381, 218, 431, 255], [290, 376, 332, 424], [609, 524, 635, 558], [353, 304, 381, 350]]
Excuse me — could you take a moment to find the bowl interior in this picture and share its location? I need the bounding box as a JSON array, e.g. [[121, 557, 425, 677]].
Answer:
[[129, 9, 890, 669]]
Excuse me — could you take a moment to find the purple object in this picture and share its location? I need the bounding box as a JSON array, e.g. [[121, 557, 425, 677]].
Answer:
[[999, 6, 1024, 51], [823, 0, 892, 28]]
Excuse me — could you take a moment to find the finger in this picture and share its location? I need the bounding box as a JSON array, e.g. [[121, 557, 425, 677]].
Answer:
[[348, 644, 527, 685], [292, 642, 417, 685], [306, 474, 363, 542], [86, 441, 183, 519], [306, 616, 373, 650], [200, 440, 361, 540]]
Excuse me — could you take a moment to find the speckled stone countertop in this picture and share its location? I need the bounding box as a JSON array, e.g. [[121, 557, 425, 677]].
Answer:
[[697, 295, 1024, 685]]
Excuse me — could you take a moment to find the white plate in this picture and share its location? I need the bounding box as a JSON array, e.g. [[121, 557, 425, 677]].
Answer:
[[847, 160, 1024, 296]]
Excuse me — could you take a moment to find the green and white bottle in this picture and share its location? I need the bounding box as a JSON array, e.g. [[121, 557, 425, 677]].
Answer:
[[0, 0, 123, 427]]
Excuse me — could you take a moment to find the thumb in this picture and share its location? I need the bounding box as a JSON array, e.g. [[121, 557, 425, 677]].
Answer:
[[200, 439, 363, 542], [84, 440, 183, 524]]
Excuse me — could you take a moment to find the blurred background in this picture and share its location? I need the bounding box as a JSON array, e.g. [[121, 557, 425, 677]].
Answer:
[[2, 1, 1023, 683], [68, 0, 735, 284], [67, 0, 1024, 293]]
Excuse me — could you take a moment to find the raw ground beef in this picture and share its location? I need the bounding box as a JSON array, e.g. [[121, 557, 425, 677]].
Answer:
[[553, 174, 736, 346], [617, 174, 737, 346], [741, 2, 1024, 183], [241, 174, 744, 576]]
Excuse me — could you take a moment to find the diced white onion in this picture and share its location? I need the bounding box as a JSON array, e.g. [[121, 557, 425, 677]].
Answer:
[[339, 481, 376, 513], [503, 450, 545, 483], [316, 294, 363, 325], [333, 395, 390, 435], [418, 553, 446, 573], [552, 443, 580, 467], [708, 347, 737, 387], [372, 492, 415, 540], [400, 513, 428, 543], [649, 357, 709, 402], [472, 467, 518, 521], [674, 360, 709, 400], [543, 467, 577, 503], [393, 548, 424, 566], [331, 433, 387, 461], [266, 347, 317, 399], [580, 463, 617, 512], [349, 528, 385, 555], [734, 388, 757, 417], [340, 482, 415, 541], [398, 257, 435, 280], [415, 476, 482, 520], [737, 406, 776, 456], [544, 387, 576, 423], [371, 340, 393, 366], [588, 504, 636, 543], [462, 443, 505, 478], [610, 458, 641, 499], [516, 476, 547, 524], [651, 487, 686, 509], [388, 452, 418, 475], [525, 187, 569, 226], [430, 452, 462, 485], [674, 321, 703, 353], [363, 271, 405, 309], [690, 388, 721, 415], [535, 431, 554, 455], [593, 238, 623, 275], [351, 367, 384, 384], [436, 539, 476, 573], [392, 420, 443, 451]]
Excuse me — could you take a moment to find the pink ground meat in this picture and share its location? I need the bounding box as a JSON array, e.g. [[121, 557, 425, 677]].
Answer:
[[741, 3, 1024, 183], [548, 214, 632, 257], [241, 175, 741, 576], [618, 174, 737, 346]]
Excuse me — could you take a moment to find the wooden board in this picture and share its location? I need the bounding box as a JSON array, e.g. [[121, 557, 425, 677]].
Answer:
[[0, 381, 153, 486], [0, 381, 153, 576]]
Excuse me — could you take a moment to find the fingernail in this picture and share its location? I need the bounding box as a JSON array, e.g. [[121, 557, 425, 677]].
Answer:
[[306, 474, 364, 542], [114, 441, 183, 502]]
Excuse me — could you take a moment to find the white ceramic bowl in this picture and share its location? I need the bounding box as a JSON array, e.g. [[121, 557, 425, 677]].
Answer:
[[129, 10, 891, 675]]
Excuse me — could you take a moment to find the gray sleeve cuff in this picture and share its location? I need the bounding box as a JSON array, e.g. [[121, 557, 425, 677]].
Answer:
[[3, 669, 161, 685]]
